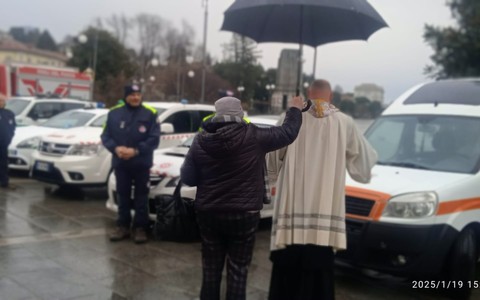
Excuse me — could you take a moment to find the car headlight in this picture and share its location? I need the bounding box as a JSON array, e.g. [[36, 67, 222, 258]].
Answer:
[[67, 144, 102, 156], [382, 192, 438, 219], [17, 137, 41, 149], [165, 176, 181, 187]]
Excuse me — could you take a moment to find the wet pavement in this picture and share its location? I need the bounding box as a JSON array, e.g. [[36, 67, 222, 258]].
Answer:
[[1, 176, 479, 300]]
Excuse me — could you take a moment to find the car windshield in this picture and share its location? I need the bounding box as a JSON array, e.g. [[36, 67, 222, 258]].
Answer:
[[366, 115, 480, 174], [90, 114, 107, 127], [181, 136, 195, 147], [5, 99, 30, 115], [155, 108, 166, 115], [41, 111, 95, 129]]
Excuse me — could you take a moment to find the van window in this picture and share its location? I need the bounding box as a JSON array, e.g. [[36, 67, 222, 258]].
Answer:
[[164, 111, 193, 133], [41, 110, 95, 128], [404, 80, 480, 106], [366, 115, 480, 174], [5, 98, 30, 115], [90, 115, 107, 127], [28, 102, 63, 120], [63, 102, 86, 111], [367, 119, 405, 162], [199, 110, 214, 120]]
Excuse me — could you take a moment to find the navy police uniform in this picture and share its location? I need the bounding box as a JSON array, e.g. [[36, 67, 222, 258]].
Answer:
[[0, 106, 15, 187], [101, 98, 160, 230]]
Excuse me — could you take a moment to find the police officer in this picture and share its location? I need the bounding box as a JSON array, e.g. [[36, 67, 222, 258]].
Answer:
[[101, 85, 160, 244], [0, 93, 16, 189]]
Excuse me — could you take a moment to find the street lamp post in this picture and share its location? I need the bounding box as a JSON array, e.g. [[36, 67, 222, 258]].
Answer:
[[180, 56, 194, 100], [137, 75, 156, 99], [266, 84, 276, 113], [140, 58, 159, 98], [78, 33, 98, 101], [92, 32, 98, 98], [237, 86, 245, 100], [143, 57, 159, 79], [184, 70, 195, 101], [200, 0, 209, 103], [148, 76, 156, 99], [150, 58, 159, 68], [78, 34, 88, 44]]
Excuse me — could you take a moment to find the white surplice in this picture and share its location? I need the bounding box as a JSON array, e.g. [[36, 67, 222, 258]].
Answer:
[[267, 109, 378, 251]]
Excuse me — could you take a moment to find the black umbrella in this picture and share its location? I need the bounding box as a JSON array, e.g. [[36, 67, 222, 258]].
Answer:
[[221, 0, 388, 107]]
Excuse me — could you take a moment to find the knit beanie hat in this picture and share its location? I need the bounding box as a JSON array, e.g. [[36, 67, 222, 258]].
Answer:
[[124, 84, 141, 99], [213, 97, 244, 119]]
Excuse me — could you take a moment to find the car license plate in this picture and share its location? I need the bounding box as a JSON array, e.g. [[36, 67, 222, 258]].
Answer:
[[35, 161, 52, 172], [8, 149, 17, 156]]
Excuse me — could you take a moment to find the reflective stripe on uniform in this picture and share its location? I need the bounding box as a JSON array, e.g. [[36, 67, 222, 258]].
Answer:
[[110, 103, 125, 111], [142, 103, 158, 114], [104, 102, 124, 131], [202, 114, 215, 122]]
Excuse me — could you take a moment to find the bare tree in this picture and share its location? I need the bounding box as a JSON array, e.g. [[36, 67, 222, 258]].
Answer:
[[97, 13, 202, 101], [222, 34, 260, 64], [192, 44, 212, 65], [164, 20, 195, 64], [135, 14, 167, 59], [105, 14, 131, 46]]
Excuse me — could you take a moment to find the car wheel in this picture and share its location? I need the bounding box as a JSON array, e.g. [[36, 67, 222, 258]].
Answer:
[[447, 228, 477, 299], [105, 169, 113, 185]]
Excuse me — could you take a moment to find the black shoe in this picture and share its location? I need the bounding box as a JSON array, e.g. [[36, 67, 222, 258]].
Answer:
[[109, 227, 130, 242], [133, 228, 148, 244]]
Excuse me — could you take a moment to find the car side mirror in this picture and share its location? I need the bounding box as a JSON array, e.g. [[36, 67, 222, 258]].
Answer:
[[161, 123, 174, 134]]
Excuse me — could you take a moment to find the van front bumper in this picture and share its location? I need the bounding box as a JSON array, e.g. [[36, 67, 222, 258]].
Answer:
[[7, 148, 33, 171], [336, 218, 459, 277], [31, 154, 110, 187]]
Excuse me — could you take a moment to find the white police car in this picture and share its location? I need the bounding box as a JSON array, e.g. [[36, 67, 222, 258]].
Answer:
[[31, 102, 215, 187], [8, 108, 108, 171]]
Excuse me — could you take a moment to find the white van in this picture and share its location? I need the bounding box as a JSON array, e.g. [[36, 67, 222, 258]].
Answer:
[[31, 102, 215, 187], [338, 79, 480, 293], [6, 96, 92, 126]]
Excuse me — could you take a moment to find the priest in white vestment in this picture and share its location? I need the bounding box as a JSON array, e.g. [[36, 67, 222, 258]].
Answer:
[[266, 79, 378, 300]]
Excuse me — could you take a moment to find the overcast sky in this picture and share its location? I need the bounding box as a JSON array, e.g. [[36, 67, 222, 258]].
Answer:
[[0, 0, 455, 102]]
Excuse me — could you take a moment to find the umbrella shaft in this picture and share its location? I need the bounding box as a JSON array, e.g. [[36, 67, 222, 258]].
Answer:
[[296, 44, 303, 97], [296, 5, 304, 96]]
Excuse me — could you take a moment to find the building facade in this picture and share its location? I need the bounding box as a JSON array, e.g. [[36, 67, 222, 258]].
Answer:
[[0, 34, 67, 67], [271, 49, 300, 113], [354, 83, 385, 104]]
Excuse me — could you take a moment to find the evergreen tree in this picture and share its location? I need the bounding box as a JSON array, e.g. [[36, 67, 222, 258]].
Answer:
[[424, 0, 480, 78], [36, 30, 58, 51]]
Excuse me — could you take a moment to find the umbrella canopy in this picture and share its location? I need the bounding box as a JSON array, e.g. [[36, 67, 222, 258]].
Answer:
[[221, 0, 388, 47], [221, 0, 388, 108]]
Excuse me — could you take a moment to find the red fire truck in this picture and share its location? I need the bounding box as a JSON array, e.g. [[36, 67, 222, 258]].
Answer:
[[0, 64, 92, 100]]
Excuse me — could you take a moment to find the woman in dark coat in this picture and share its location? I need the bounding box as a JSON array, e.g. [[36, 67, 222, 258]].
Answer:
[[181, 96, 303, 300]]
